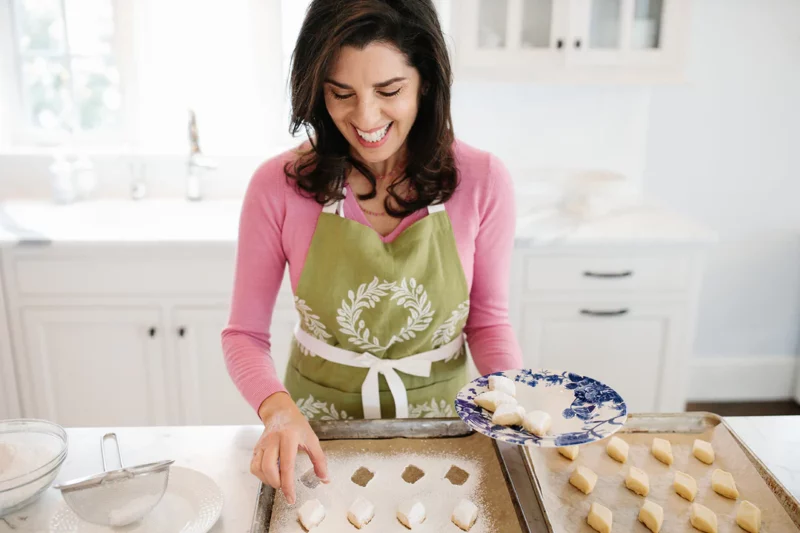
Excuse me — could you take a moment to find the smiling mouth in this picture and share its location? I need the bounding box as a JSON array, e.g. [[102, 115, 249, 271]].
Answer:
[[355, 122, 392, 143]]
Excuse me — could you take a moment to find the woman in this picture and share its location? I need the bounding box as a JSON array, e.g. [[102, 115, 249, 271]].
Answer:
[[222, 0, 522, 505]]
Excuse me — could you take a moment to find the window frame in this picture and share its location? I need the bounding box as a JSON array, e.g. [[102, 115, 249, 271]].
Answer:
[[0, 0, 137, 148]]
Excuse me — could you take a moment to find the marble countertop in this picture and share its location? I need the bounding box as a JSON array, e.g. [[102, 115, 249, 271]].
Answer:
[[0, 198, 716, 248], [0, 416, 797, 532]]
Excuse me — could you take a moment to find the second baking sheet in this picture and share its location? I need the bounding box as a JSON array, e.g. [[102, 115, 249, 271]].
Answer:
[[524, 416, 799, 533]]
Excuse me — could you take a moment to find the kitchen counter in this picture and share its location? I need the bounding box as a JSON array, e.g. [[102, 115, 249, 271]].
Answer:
[[0, 416, 797, 532], [0, 198, 716, 248]]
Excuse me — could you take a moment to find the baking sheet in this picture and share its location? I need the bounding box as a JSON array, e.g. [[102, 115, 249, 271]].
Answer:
[[525, 414, 800, 533], [264, 432, 525, 533]]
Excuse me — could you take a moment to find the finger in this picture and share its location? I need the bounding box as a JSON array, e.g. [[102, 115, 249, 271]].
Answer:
[[304, 436, 329, 483], [250, 448, 265, 482], [260, 438, 281, 490], [280, 435, 299, 505]]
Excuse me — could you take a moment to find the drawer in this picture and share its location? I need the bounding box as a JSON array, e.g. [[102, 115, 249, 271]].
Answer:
[[524, 255, 691, 292], [14, 257, 237, 297]]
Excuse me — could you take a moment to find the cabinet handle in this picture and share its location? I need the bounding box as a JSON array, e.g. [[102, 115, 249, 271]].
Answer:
[[580, 309, 629, 317], [178, 327, 186, 338], [556, 39, 564, 49], [148, 327, 157, 337], [583, 270, 634, 279], [574, 39, 582, 49]]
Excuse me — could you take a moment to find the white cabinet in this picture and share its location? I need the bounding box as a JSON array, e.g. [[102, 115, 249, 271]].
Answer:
[[17, 307, 170, 427], [450, 0, 688, 82], [1, 246, 300, 427], [172, 307, 255, 426], [512, 248, 703, 412], [520, 300, 684, 412], [171, 303, 299, 426], [0, 266, 20, 420]]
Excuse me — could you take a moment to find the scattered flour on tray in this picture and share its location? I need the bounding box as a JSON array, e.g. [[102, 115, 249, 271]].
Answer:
[[270, 449, 490, 532]]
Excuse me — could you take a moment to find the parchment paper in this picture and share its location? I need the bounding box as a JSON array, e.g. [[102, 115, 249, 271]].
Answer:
[[525, 421, 799, 533], [268, 433, 524, 533]]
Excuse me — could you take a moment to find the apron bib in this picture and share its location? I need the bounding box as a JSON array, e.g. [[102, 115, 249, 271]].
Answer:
[[285, 187, 471, 420]]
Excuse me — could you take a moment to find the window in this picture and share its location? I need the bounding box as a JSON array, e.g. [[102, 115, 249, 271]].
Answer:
[[0, 0, 288, 155], [7, 0, 124, 142]]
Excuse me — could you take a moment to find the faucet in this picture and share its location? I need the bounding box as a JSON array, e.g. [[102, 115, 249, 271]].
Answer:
[[186, 109, 217, 201]]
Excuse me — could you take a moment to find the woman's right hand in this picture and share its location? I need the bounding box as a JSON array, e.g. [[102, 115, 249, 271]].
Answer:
[[251, 392, 329, 504]]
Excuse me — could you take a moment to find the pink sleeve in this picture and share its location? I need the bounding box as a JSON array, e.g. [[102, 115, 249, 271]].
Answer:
[[221, 158, 290, 414], [463, 154, 525, 374]]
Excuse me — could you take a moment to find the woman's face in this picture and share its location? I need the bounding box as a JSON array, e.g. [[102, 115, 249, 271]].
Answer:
[[324, 42, 421, 165]]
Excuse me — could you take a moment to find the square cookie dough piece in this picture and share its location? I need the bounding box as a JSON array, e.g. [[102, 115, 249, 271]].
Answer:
[[625, 466, 649, 496], [606, 436, 629, 463], [638, 499, 664, 533], [347, 497, 375, 529], [451, 499, 479, 531], [522, 410, 551, 437], [736, 501, 761, 533], [587, 502, 612, 533], [690, 503, 718, 533], [397, 500, 426, 529], [569, 465, 598, 495], [492, 403, 526, 426], [674, 471, 698, 502], [693, 439, 715, 464], [488, 375, 516, 397], [298, 499, 325, 531]]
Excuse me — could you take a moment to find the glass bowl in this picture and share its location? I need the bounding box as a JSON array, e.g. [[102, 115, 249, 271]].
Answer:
[[0, 419, 68, 517]]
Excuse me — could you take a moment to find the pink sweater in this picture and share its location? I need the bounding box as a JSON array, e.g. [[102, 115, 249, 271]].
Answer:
[[222, 139, 523, 413]]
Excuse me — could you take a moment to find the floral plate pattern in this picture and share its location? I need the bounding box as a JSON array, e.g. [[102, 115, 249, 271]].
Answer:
[[455, 369, 628, 447]]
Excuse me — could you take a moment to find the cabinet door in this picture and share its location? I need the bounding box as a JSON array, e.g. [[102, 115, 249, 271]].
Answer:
[[568, 0, 685, 67], [19, 307, 168, 427], [172, 301, 299, 426], [455, 0, 568, 74], [519, 300, 684, 412]]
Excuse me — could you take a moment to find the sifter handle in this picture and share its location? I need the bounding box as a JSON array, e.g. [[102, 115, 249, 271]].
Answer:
[[101, 432, 125, 471]]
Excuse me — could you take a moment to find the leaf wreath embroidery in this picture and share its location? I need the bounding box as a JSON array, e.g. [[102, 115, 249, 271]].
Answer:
[[294, 296, 332, 356], [296, 394, 354, 420], [385, 278, 435, 350], [432, 300, 470, 356], [336, 276, 396, 353], [408, 398, 455, 418]]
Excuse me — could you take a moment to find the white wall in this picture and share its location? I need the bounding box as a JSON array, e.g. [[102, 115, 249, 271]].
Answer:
[[644, 0, 800, 359], [452, 83, 652, 186]]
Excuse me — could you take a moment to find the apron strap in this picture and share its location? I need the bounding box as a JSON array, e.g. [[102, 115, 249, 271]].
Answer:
[[322, 187, 347, 217], [325, 186, 446, 217], [293, 323, 464, 419]]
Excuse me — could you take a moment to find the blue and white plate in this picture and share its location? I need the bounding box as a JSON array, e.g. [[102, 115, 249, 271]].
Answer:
[[455, 369, 628, 447]]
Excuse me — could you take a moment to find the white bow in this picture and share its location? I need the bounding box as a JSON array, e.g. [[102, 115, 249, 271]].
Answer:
[[293, 324, 463, 419], [353, 352, 432, 419]]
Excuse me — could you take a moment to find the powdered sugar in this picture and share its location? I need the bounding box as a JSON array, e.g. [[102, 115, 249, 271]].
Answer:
[[269, 448, 489, 532], [0, 433, 64, 512], [0, 433, 62, 483]]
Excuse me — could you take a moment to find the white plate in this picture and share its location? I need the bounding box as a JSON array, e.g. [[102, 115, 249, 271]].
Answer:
[[49, 467, 223, 533], [455, 368, 628, 447]]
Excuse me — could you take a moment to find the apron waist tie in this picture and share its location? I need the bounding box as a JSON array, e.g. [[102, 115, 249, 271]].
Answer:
[[293, 323, 464, 419]]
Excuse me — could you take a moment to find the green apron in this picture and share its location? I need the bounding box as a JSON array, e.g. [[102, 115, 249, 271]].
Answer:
[[284, 186, 471, 420]]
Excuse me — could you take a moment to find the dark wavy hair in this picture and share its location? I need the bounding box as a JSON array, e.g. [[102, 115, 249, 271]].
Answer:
[[283, 0, 457, 217]]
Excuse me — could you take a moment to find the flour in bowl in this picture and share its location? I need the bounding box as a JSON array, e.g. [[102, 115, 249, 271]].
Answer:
[[0, 433, 63, 483]]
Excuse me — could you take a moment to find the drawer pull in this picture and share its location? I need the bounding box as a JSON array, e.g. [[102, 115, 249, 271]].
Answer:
[[580, 309, 629, 317], [583, 270, 633, 279]]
